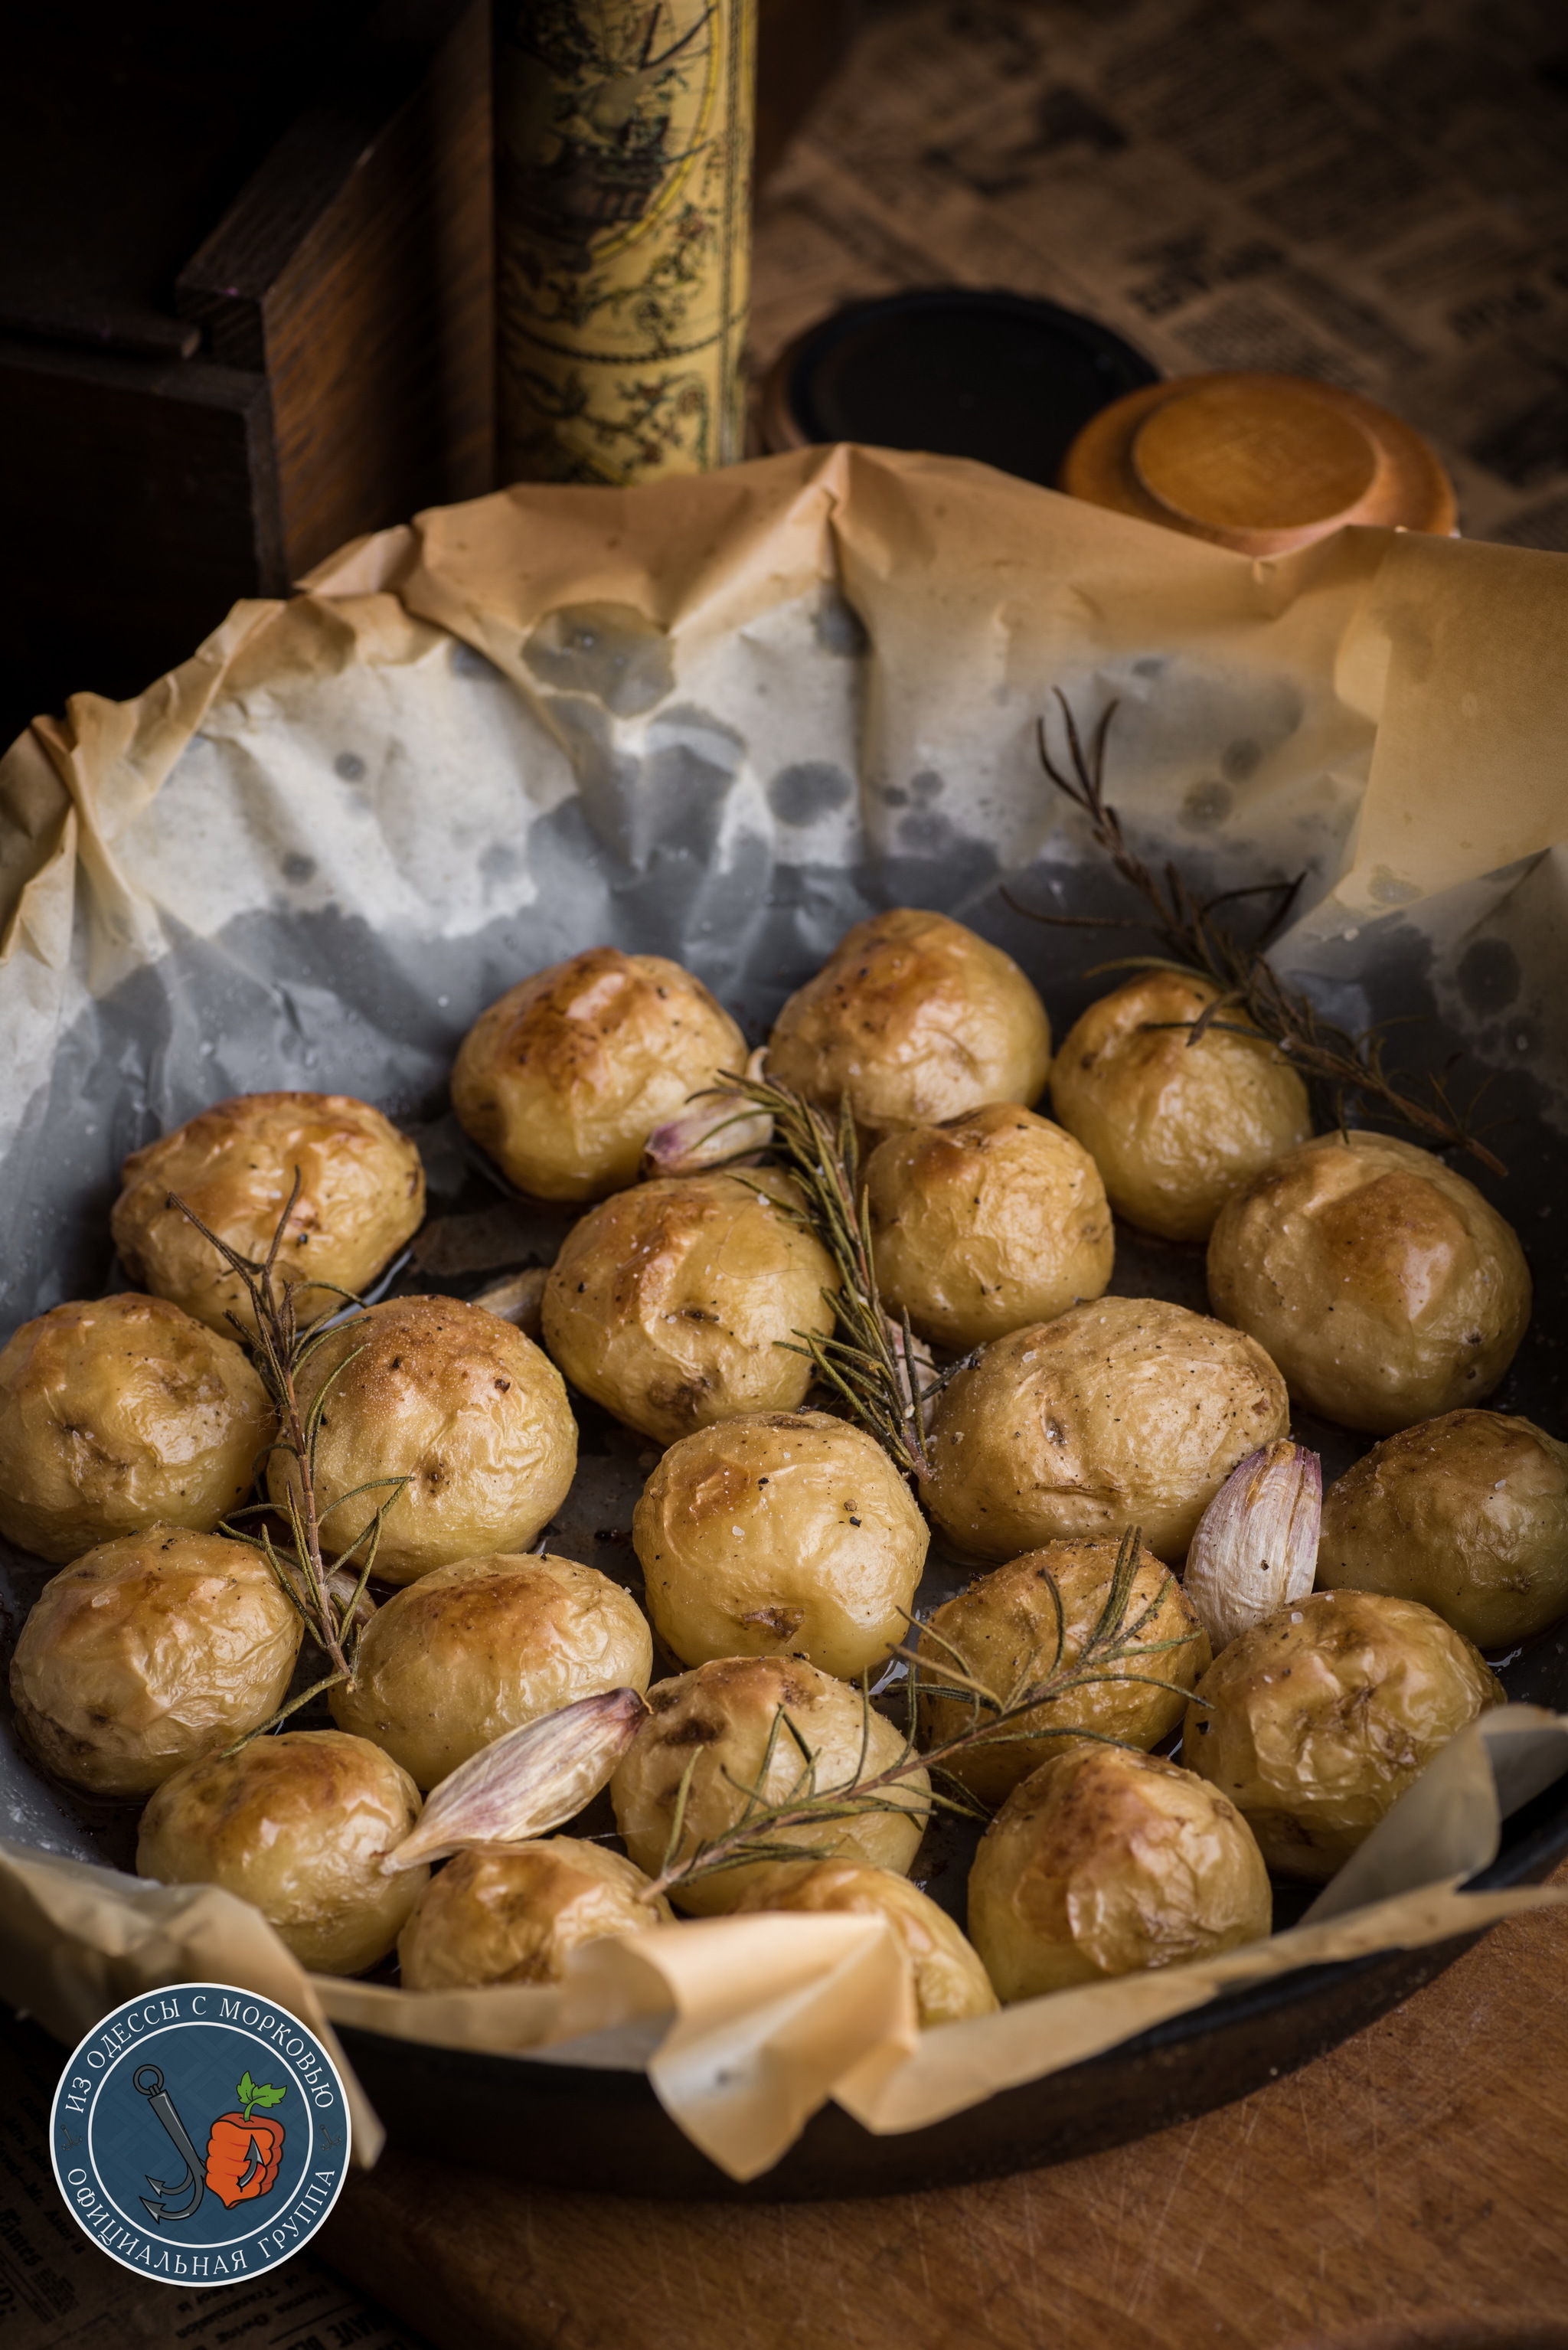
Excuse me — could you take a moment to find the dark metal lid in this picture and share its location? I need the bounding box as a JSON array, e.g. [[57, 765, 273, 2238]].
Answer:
[[760, 287, 1158, 486]]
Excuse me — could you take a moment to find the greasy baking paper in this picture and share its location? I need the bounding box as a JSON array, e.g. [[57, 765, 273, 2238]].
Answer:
[[2, 445, 1567, 2181]]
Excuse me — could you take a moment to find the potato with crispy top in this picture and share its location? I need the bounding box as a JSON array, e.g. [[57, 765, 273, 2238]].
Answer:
[[398, 1838, 671, 1990], [1316, 1410, 1568, 1650], [137, 1728, 425, 1973], [1207, 1131, 1530, 1434], [0, 1294, 273, 1563], [112, 1091, 424, 1335], [612, 1656, 929, 1914], [919, 1296, 1289, 1564], [9, 1527, 301, 1796], [1048, 970, 1312, 1243], [732, 1861, 998, 2025], [865, 1104, 1113, 1350], [452, 946, 746, 1201], [969, 1745, 1272, 2000], [332, 1552, 652, 1787], [1182, 1588, 1503, 1880], [917, 1538, 1210, 1805], [766, 910, 1051, 1141], [541, 1172, 836, 1446], [270, 1296, 576, 1584], [633, 1410, 927, 1681]]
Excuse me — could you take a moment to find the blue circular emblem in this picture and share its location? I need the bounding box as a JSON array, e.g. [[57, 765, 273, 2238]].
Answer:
[[49, 1981, 351, 2286]]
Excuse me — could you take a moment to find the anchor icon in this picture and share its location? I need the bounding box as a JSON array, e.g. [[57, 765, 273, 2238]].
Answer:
[[132, 2064, 207, 2224]]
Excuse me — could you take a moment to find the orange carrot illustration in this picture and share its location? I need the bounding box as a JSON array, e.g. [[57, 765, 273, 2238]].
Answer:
[[204, 2072, 286, 2208]]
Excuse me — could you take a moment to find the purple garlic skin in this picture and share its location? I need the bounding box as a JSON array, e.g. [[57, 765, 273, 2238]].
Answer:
[[1184, 1440, 1321, 1650], [640, 1049, 773, 1177], [381, 1686, 648, 1871]]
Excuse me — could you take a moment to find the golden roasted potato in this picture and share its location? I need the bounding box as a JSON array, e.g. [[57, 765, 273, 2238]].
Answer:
[[452, 946, 746, 1201], [732, 1861, 998, 2026], [0, 1294, 273, 1563], [332, 1552, 653, 1787], [917, 1538, 1210, 1805], [270, 1296, 577, 1585], [612, 1656, 929, 1915], [1048, 970, 1312, 1243], [968, 1745, 1272, 2000], [397, 1838, 671, 1990], [8, 1527, 302, 1797], [766, 909, 1052, 1141], [919, 1296, 1289, 1564], [633, 1410, 928, 1681], [865, 1105, 1114, 1349], [136, 1729, 426, 1973], [1207, 1131, 1530, 1435], [111, 1092, 424, 1335], [541, 1172, 836, 1446], [1182, 1587, 1503, 1880], [1317, 1410, 1568, 1650]]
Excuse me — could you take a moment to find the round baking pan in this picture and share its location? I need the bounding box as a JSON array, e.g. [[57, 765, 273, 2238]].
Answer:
[[760, 288, 1158, 485]]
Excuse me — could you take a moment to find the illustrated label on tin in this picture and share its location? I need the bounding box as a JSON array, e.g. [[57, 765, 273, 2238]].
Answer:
[[49, 1982, 350, 2285], [495, 0, 756, 485]]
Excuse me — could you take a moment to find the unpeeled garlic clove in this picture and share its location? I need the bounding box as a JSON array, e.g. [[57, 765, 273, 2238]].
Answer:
[[381, 1687, 648, 1871], [1184, 1440, 1321, 1650], [640, 1049, 773, 1177]]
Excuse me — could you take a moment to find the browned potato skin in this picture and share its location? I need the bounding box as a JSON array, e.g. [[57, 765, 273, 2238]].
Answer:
[[918, 1540, 1210, 1806], [331, 1553, 653, 1788], [452, 947, 746, 1201], [731, 1861, 998, 2026], [270, 1296, 577, 1585], [541, 1172, 837, 1446], [1207, 1132, 1531, 1435], [919, 1296, 1290, 1564], [611, 1657, 929, 1915], [0, 1295, 273, 1563], [1181, 1588, 1503, 1881], [865, 1105, 1114, 1350], [111, 1092, 424, 1335], [136, 1729, 426, 1973], [1317, 1410, 1568, 1650], [9, 1527, 302, 1797], [766, 909, 1052, 1141], [1048, 972, 1312, 1244], [633, 1410, 928, 1680], [397, 1838, 672, 1990], [968, 1745, 1272, 2001]]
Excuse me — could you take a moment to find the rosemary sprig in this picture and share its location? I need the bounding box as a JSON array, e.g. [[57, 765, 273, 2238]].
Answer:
[[723, 1074, 935, 1478], [1004, 691, 1505, 1177], [168, 1176, 406, 1740], [637, 1526, 1201, 1904]]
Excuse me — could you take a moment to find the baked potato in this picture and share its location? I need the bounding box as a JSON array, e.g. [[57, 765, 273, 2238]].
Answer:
[[397, 1838, 671, 1989], [865, 1104, 1113, 1349], [0, 1294, 272, 1563], [919, 1296, 1289, 1563], [111, 1091, 424, 1335], [633, 1410, 928, 1680], [452, 946, 746, 1201], [766, 909, 1052, 1140], [731, 1860, 998, 2025], [1207, 1132, 1530, 1433]]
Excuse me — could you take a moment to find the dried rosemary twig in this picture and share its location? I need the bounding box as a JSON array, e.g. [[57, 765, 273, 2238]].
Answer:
[[637, 1526, 1203, 1904], [168, 1176, 406, 1740], [1004, 691, 1506, 1177], [720, 1073, 934, 1479]]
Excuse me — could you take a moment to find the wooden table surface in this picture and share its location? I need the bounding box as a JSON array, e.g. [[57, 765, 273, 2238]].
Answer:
[[319, 1861, 1568, 2350]]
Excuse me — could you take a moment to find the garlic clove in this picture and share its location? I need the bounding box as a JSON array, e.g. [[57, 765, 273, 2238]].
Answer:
[[381, 1686, 648, 1871], [1184, 1440, 1321, 1650], [327, 1567, 378, 1636], [471, 1264, 549, 1338], [640, 1049, 773, 1177]]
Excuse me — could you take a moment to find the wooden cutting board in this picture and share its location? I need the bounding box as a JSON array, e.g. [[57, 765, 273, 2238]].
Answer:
[[319, 1859, 1568, 2350]]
